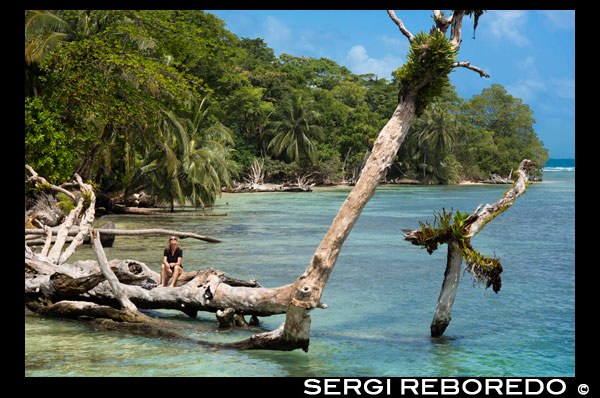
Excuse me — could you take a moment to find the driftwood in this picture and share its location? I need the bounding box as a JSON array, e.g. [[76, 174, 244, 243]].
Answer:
[[25, 166, 239, 337], [25, 221, 116, 247], [113, 205, 227, 217], [222, 182, 313, 193], [225, 160, 314, 193], [25, 165, 282, 343], [481, 174, 513, 184], [26, 225, 221, 245]]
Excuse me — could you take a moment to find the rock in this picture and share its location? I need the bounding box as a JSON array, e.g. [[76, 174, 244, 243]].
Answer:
[[141, 277, 158, 290]]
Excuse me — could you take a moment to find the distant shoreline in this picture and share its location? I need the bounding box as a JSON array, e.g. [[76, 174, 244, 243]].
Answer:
[[220, 165, 577, 196]]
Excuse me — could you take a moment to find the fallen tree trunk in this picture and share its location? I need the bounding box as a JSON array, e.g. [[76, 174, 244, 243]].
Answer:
[[25, 221, 116, 247], [90, 228, 137, 312], [113, 205, 227, 217], [26, 226, 221, 243], [25, 254, 286, 318]]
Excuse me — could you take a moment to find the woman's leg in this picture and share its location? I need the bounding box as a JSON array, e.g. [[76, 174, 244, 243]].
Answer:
[[158, 263, 172, 287], [167, 265, 183, 287]]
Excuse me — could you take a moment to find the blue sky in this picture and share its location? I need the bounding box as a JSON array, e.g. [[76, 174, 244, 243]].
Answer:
[[207, 10, 575, 159]]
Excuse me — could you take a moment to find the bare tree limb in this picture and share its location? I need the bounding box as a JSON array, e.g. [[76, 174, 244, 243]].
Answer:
[[452, 61, 490, 78], [91, 228, 222, 243], [26, 227, 221, 243], [47, 188, 85, 262], [40, 224, 53, 258], [466, 159, 534, 238], [58, 175, 96, 264], [25, 165, 76, 201], [387, 10, 414, 42], [90, 228, 138, 312]]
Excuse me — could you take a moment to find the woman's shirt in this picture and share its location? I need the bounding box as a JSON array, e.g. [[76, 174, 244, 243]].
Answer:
[[164, 246, 183, 267]]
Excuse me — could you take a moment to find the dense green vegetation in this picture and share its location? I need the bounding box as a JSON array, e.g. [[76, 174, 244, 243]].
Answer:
[[25, 10, 548, 208]]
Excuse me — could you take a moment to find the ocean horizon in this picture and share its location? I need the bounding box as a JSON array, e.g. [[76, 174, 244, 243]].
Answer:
[[544, 158, 575, 169]]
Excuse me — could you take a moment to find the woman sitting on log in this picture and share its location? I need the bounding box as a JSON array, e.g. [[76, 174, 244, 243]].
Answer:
[[158, 236, 183, 288]]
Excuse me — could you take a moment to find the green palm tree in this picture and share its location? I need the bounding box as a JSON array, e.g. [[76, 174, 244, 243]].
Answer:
[[416, 105, 455, 182], [25, 10, 68, 65], [267, 94, 324, 165], [132, 99, 237, 211]]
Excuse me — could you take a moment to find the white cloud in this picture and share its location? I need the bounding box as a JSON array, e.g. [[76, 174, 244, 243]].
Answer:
[[381, 35, 405, 50], [345, 45, 403, 79], [506, 56, 574, 118], [517, 55, 535, 70], [539, 10, 575, 30], [550, 77, 575, 99], [487, 10, 530, 47], [507, 55, 545, 103], [507, 79, 546, 104], [262, 16, 292, 49], [258, 15, 344, 59]]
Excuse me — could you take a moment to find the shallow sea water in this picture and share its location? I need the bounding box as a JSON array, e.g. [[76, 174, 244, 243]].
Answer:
[[25, 170, 575, 377]]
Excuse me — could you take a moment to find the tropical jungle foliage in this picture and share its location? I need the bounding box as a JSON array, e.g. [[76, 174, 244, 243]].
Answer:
[[25, 10, 549, 209]]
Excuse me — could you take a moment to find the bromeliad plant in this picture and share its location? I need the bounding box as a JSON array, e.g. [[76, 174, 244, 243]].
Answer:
[[393, 31, 458, 117], [405, 207, 503, 293]]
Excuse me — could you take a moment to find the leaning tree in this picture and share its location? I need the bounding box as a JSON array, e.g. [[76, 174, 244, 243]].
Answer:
[[25, 10, 534, 351]]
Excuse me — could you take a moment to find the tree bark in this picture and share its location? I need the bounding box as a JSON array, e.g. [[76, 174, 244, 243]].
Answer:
[[58, 175, 97, 264], [25, 254, 287, 317], [90, 229, 138, 312], [430, 238, 462, 337]]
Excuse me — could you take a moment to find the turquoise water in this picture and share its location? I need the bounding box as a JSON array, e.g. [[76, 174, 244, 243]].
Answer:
[[25, 169, 575, 377]]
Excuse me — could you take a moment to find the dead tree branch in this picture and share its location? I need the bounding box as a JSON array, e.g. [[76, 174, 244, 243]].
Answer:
[[90, 228, 138, 313], [452, 61, 490, 78], [387, 10, 414, 42], [466, 159, 534, 238], [25, 165, 76, 201]]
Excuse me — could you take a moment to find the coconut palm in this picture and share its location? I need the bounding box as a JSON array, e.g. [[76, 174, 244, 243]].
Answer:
[[25, 10, 68, 65], [132, 99, 237, 211], [267, 94, 324, 165], [416, 105, 456, 182]]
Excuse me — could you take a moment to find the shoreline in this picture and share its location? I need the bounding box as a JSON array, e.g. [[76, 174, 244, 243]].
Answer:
[[221, 180, 493, 196], [311, 180, 489, 190]]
